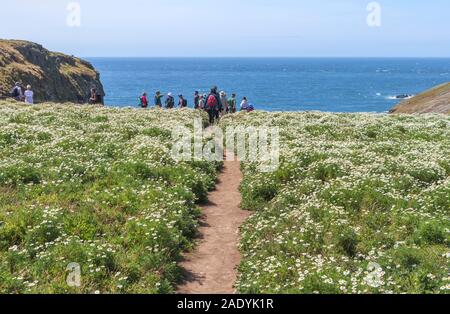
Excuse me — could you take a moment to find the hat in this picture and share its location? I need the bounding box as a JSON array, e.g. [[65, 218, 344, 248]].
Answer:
[[220, 91, 226, 96], [168, 92, 173, 96]]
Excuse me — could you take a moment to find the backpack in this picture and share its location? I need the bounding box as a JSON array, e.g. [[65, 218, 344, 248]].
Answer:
[[166, 96, 174, 108], [207, 95, 218, 109], [11, 87, 19, 98]]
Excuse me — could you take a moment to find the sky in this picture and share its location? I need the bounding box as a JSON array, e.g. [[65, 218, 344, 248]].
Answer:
[[1, 0, 449, 57]]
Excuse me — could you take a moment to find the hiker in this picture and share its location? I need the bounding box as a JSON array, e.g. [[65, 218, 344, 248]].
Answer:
[[214, 86, 222, 121], [240, 97, 249, 111], [154, 91, 163, 108], [88, 88, 103, 105], [178, 94, 188, 108], [10, 82, 23, 101], [228, 93, 237, 113], [203, 94, 209, 112], [88, 88, 98, 104], [24, 85, 34, 104], [220, 91, 228, 114], [139, 92, 149, 108], [194, 91, 200, 109], [165, 92, 175, 109], [198, 94, 205, 110], [206, 86, 221, 124]]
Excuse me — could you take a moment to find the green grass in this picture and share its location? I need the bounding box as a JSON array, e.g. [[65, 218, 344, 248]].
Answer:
[[221, 111, 450, 294], [0, 101, 219, 293], [1, 102, 448, 294]]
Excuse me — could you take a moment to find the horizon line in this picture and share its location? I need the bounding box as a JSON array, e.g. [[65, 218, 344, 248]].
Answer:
[[82, 56, 450, 59]]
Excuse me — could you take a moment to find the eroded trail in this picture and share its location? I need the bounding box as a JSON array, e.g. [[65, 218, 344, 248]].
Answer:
[[177, 153, 250, 294]]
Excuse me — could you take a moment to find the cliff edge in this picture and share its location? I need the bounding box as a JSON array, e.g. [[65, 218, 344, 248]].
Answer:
[[0, 39, 104, 103], [390, 82, 450, 114]]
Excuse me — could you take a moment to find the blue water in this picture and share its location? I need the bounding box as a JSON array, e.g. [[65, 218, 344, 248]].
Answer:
[[87, 58, 450, 112]]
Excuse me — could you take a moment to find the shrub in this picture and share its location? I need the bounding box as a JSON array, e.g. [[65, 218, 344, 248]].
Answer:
[[0, 102, 215, 293], [413, 222, 447, 245], [220, 111, 450, 294]]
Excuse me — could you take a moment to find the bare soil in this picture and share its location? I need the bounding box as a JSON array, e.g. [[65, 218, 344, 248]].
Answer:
[[177, 154, 250, 294]]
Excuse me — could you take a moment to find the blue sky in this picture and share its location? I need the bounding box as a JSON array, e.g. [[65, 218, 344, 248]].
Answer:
[[1, 0, 449, 57]]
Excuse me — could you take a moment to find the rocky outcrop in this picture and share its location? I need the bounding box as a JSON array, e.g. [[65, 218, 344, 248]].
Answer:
[[390, 82, 450, 114], [0, 39, 104, 103]]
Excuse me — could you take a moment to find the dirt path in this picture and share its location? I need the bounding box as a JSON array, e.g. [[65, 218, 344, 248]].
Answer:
[[177, 153, 250, 294]]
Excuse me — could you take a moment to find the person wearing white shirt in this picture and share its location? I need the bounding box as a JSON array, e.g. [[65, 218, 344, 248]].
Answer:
[[240, 97, 248, 111], [24, 85, 34, 104]]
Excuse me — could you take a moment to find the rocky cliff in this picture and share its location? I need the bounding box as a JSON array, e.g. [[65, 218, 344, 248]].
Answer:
[[0, 40, 104, 103], [390, 82, 450, 114]]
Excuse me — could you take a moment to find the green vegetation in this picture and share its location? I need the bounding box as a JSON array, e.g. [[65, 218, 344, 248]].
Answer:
[[0, 102, 218, 293], [0, 40, 104, 102], [1, 101, 448, 294], [221, 111, 450, 294], [390, 82, 450, 114]]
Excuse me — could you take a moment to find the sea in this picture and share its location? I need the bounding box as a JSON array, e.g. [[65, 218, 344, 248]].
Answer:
[[87, 58, 450, 113]]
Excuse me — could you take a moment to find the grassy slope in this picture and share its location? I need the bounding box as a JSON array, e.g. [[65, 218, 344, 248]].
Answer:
[[1, 102, 448, 294], [390, 83, 450, 114], [0, 40, 103, 102], [0, 101, 218, 293], [221, 111, 450, 294]]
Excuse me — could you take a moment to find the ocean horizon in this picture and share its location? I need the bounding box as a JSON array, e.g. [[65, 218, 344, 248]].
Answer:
[[87, 57, 450, 113]]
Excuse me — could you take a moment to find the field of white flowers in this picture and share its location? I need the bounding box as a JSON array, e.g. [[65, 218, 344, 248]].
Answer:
[[221, 112, 450, 294], [0, 101, 219, 293]]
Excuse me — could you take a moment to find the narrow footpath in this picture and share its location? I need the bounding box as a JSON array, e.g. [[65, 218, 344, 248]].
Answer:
[[177, 153, 250, 294]]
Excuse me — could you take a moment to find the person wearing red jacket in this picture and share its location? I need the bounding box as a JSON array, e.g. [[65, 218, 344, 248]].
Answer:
[[140, 92, 149, 108]]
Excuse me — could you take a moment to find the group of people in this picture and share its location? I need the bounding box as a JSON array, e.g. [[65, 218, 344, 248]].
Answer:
[[9, 83, 104, 106], [8, 82, 255, 121], [9, 82, 34, 104], [139, 86, 254, 123]]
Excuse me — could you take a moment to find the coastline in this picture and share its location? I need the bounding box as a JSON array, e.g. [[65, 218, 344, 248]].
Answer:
[[87, 57, 450, 112]]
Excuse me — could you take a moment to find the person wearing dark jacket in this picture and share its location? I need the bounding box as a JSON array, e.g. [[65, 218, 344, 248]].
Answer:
[[10, 82, 24, 101], [154, 91, 163, 108], [178, 95, 188, 108], [194, 91, 200, 109], [205, 86, 221, 124], [165, 92, 175, 109]]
